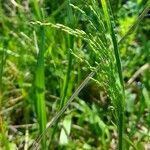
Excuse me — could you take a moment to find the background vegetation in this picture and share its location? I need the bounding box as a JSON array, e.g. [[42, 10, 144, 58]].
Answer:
[[0, 0, 150, 149]]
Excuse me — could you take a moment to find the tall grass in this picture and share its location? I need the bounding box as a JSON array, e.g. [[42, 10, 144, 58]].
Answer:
[[31, 1, 150, 149], [101, 0, 125, 149], [34, 26, 47, 149], [0, 0, 150, 149], [60, 0, 75, 109], [33, 1, 47, 149]]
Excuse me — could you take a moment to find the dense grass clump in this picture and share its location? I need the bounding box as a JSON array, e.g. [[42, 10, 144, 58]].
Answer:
[[0, 0, 150, 149]]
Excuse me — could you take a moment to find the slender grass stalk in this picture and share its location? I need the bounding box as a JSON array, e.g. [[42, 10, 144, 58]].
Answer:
[[33, 1, 47, 149], [101, 0, 125, 149], [34, 26, 47, 149], [60, 0, 74, 108]]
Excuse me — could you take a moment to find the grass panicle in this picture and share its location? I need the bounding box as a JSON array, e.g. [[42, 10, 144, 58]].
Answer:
[[31, 1, 150, 148]]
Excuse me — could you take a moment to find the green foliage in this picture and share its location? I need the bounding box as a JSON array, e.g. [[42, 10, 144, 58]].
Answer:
[[0, 0, 150, 149]]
